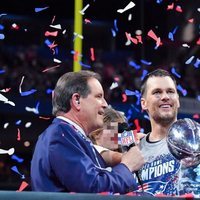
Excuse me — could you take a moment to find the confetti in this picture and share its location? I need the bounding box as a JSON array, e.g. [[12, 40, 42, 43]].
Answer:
[[84, 19, 92, 24], [17, 128, 21, 141], [79, 4, 90, 15], [134, 119, 141, 132], [177, 84, 187, 96], [15, 120, 22, 125], [25, 122, 32, 128], [0, 93, 15, 106], [79, 61, 91, 68], [185, 56, 195, 65], [25, 101, 40, 114], [171, 67, 181, 78], [45, 31, 58, 37], [53, 58, 62, 63], [175, 5, 182, 13], [11, 154, 24, 163], [0, 33, 5, 40], [125, 32, 138, 44], [3, 122, 9, 129], [129, 60, 141, 69], [141, 70, 148, 81], [20, 89, 37, 96], [110, 82, 118, 90], [35, 7, 49, 13], [182, 43, 190, 48], [167, 3, 174, 10], [194, 58, 200, 68], [117, 1, 135, 13], [0, 148, 15, 155], [90, 48, 95, 61], [0, 69, 5, 74], [122, 94, 127, 102], [50, 24, 61, 29], [140, 59, 152, 65], [17, 181, 29, 192], [42, 64, 60, 72], [0, 88, 11, 92]]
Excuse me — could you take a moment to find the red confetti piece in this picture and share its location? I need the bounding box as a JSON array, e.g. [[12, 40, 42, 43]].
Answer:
[[42, 64, 60, 72], [193, 114, 199, 119], [188, 18, 194, 23], [17, 181, 29, 192], [84, 18, 91, 24], [147, 30, 162, 47], [167, 3, 174, 10], [48, 41, 58, 49], [196, 38, 200, 45], [125, 32, 138, 44], [134, 119, 141, 132], [136, 35, 143, 44], [122, 93, 127, 102], [175, 5, 182, 13], [45, 31, 58, 37], [73, 51, 79, 61], [17, 128, 21, 141], [90, 47, 95, 61]]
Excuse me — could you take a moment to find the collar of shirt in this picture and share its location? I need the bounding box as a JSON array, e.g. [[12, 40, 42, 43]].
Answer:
[[56, 116, 87, 138]]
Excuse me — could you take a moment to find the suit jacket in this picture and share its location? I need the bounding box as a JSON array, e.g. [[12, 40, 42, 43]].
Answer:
[[31, 118, 137, 193]]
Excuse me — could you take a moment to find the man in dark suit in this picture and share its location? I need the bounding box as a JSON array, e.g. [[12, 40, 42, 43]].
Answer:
[[31, 70, 144, 193]]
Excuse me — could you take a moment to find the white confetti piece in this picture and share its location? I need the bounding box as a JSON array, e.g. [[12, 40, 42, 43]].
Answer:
[[117, 1, 135, 13]]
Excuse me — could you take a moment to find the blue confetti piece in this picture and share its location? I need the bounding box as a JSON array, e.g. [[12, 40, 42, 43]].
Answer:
[[111, 28, 116, 37], [114, 19, 118, 32], [140, 59, 152, 66], [194, 58, 200, 68], [46, 88, 53, 94], [129, 61, 141, 69], [172, 26, 178, 34], [0, 33, 5, 40], [197, 95, 200, 101], [125, 89, 135, 96], [20, 89, 37, 96], [15, 120, 22, 125], [0, 13, 7, 18], [79, 61, 91, 68], [141, 69, 148, 81], [144, 114, 150, 120], [44, 39, 51, 46], [156, 0, 163, 4], [168, 32, 174, 41], [0, 24, 4, 30], [0, 69, 5, 74], [177, 84, 187, 96], [185, 56, 195, 65], [171, 67, 181, 78], [35, 7, 49, 13], [35, 101, 40, 112], [11, 154, 24, 163]]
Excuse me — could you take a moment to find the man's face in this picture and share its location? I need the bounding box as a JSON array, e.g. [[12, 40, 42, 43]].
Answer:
[[80, 78, 108, 134], [141, 76, 180, 125]]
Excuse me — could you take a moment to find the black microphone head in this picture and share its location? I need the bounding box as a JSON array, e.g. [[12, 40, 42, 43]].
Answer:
[[118, 122, 130, 133]]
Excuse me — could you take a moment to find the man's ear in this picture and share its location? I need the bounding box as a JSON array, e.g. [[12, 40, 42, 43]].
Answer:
[[71, 93, 81, 110], [141, 97, 147, 111]]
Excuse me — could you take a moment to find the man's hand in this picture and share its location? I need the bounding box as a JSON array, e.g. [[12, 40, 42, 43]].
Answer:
[[121, 146, 145, 172]]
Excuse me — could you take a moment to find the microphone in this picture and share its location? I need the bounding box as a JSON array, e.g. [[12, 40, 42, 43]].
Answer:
[[118, 122, 144, 191]]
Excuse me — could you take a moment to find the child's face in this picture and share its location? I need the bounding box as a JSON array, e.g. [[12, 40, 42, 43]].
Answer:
[[98, 122, 119, 150]]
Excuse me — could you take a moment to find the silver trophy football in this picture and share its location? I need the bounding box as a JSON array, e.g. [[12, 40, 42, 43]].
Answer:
[[167, 118, 200, 166]]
